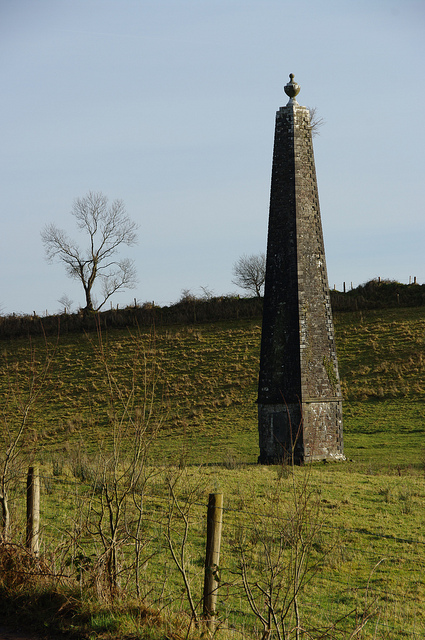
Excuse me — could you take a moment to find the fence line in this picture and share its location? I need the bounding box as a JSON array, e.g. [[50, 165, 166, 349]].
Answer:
[[10, 472, 425, 556], [3, 466, 425, 639]]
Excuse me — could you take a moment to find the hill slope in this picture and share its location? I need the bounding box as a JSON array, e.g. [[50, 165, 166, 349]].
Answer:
[[1, 303, 424, 467]]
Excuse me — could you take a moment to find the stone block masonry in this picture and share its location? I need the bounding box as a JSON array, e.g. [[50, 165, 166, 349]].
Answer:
[[258, 75, 344, 464]]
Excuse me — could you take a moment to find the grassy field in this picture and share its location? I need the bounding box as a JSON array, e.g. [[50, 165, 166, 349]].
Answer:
[[1, 305, 424, 466], [1, 303, 425, 638], [4, 459, 425, 638]]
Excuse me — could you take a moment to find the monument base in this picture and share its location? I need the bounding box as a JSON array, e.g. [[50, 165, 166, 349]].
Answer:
[[258, 400, 345, 464]]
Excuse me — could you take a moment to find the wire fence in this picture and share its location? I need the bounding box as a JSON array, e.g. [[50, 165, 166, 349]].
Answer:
[[4, 466, 425, 639]]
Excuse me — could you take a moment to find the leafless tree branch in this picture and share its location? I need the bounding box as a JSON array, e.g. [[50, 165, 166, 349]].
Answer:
[[41, 191, 138, 313], [232, 252, 266, 298]]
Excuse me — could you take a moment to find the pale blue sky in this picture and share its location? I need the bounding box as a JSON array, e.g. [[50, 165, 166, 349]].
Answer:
[[1, 0, 424, 315]]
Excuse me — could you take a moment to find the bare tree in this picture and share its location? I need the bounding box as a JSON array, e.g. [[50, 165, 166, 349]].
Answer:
[[308, 107, 325, 137], [232, 252, 266, 298], [74, 325, 164, 600], [41, 192, 138, 313], [58, 294, 73, 314]]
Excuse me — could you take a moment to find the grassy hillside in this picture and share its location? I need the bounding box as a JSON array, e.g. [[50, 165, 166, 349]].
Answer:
[[335, 306, 425, 469], [1, 302, 425, 638], [1, 304, 424, 469]]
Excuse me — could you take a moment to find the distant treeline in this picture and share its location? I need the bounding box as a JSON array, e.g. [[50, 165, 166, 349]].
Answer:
[[1, 280, 424, 339], [330, 279, 425, 312], [0, 295, 262, 339]]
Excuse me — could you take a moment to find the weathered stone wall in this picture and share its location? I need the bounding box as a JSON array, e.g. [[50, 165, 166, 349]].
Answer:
[[258, 95, 344, 463], [258, 403, 303, 463]]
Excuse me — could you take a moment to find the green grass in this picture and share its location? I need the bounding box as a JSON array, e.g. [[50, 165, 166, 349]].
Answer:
[[1, 305, 424, 466], [0, 319, 262, 462], [1, 304, 425, 638], [333, 306, 425, 470], [4, 461, 425, 638]]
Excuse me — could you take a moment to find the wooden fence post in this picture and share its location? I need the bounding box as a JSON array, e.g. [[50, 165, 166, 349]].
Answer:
[[26, 466, 40, 555], [203, 493, 223, 631]]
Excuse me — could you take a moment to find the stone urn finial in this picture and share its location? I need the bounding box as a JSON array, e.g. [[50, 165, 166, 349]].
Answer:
[[284, 73, 300, 102]]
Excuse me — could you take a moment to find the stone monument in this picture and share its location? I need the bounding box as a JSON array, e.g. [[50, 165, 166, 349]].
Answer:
[[257, 74, 344, 464]]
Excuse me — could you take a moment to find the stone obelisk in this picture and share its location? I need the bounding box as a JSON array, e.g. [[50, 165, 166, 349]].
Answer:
[[258, 74, 344, 464]]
